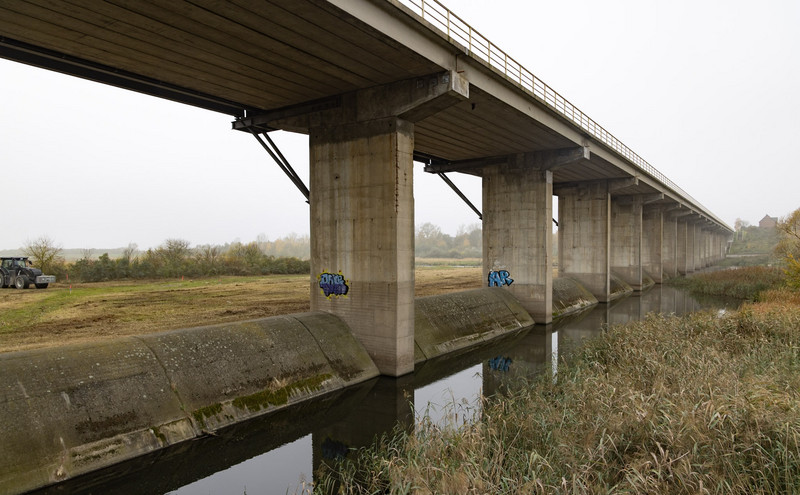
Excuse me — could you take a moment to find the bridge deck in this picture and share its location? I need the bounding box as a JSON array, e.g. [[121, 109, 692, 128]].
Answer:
[[0, 0, 729, 229]]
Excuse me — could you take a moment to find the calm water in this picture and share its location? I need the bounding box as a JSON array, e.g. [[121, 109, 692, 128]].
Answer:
[[35, 285, 738, 495]]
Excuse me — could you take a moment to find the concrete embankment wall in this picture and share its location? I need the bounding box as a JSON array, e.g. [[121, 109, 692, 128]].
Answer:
[[0, 312, 379, 495], [552, 278, 599, 318], [3, 284, 617, 494], [414, 288, 535, 363]]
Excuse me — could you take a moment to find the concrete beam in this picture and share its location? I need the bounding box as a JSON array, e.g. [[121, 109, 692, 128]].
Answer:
[[234, 70, 468, 133], [643, 193, 665, 204], [530, 146, 591, 171], [422, 154, 508, 174], [609, 177, 639, 194]]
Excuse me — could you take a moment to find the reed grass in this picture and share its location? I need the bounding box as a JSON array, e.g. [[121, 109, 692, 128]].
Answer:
[[319, 295, 800, 494], [669, 266, 786, 300]]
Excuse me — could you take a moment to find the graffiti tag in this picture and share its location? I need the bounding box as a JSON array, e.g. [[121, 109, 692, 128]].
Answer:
[[488, 356, 512, 372], [319, 271, 349, 298], [488, 270, 514, 287]]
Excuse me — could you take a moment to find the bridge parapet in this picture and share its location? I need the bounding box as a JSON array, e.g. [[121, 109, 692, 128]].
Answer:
[[390, 0, 729, 231]]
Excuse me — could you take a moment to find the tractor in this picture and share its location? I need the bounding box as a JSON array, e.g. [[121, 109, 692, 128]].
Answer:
[[0, 257, 56, 289]]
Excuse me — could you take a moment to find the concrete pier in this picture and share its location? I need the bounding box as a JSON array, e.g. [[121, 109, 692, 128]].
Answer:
[[677, 218, 689, 275], [310, 117, 416, 377], [483, 155, 553, 323], [686, 219, 696, 273], [610, 196, 643, 290], [642, 206, 663, 283], [558, 181, 611, 302], [308, 71, 468, 377], [663, 212, 678, 279]]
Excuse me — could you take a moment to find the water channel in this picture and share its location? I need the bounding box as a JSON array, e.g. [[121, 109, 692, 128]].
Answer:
[[33, 285, 739, 495]]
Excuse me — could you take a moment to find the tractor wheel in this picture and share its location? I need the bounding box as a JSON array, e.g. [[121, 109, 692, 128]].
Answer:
[[0, 274, 6, 288], [15, 276, 30, 289], [35, 283, 49, 289]]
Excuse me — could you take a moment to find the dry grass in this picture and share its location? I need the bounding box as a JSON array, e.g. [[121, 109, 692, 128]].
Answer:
[[0, 268, 481, 354], [321, 293, 800, 494]]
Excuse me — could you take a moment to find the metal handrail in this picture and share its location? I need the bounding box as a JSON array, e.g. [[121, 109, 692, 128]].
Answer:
[[393, 0, 728, 229]]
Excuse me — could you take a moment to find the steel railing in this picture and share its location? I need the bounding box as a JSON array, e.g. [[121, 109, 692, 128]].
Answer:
[[393, 0, 728, 228]]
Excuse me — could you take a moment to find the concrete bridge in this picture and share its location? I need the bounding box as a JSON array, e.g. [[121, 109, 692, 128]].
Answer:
[[0, 0, 732, 377]]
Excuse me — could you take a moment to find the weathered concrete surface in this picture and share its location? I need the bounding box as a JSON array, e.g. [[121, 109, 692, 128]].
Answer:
[[0, 312, 378, 495], [610, 274, 635, 301], [414, 288, 534, 363], [309, 117, 416, 377], [483, 157, 553, 323], [642, 206, 664, 283], [552, 277, 599, 319], [308, 73, 468, 378], [558, 181, 612, 302], [663, 213, 678, 279], [610, 196, 643, 290]]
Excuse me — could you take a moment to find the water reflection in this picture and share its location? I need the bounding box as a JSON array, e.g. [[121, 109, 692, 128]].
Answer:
[[33, 286, 738, 495]]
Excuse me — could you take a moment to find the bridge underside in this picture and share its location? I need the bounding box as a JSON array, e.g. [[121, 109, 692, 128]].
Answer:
[[0, 0, 732, 376], [0, 0, 678, 190]]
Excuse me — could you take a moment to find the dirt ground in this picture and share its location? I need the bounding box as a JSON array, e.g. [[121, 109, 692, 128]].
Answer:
[[0, 267, 481, 354]]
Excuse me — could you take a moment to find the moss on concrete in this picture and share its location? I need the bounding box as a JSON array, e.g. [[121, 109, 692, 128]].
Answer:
[[192, 403, 223, 428], [232, 373, 332, 413]]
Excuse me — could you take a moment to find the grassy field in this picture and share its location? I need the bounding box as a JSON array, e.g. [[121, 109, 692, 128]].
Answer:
[[0, 267, 481, 354], [321, 288, 800, 494]]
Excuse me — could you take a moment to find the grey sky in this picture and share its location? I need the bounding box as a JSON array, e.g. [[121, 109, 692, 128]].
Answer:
[[1, 0, 798, 251]]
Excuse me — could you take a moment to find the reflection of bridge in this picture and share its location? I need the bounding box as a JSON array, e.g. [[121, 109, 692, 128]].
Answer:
[[1, 0, 731, 376]]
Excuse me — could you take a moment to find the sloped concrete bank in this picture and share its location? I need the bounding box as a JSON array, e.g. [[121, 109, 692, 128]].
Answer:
[[0, 312, 379, 495], [414, 288, 535, 363], [2, 285, 615, 494], [552, 278, 599, 318]]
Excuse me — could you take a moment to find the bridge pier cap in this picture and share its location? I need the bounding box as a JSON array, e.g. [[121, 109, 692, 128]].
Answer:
[[257, 71, 469, 377]]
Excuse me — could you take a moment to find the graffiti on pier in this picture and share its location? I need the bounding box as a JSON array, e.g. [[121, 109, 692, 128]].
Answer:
[[488, 355, 513, 372], [318, 271, 349, 298], [488, 270, 514, 287]]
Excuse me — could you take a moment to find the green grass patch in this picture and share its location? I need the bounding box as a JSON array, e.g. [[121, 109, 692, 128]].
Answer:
[[415, 258, 481, 268]]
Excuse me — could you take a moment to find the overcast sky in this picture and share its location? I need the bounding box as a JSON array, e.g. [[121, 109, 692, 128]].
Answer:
[[1, 0, 798, 251]]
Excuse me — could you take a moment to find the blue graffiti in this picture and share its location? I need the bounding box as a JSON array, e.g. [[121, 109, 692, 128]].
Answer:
[[488, 270, 514, 287], [488, 356, 513, 372], [319, 272, 349, 297]]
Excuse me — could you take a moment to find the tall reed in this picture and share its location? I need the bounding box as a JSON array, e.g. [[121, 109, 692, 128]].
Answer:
[[319, 298, 800, 494]]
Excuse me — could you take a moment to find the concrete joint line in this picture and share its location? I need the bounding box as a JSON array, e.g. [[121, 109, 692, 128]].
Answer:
[[131, 335, 191, 422]]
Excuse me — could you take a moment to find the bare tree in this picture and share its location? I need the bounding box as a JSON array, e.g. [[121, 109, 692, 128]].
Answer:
[[122, 243, 138, 263], [775, 208, 800, 259], [23, 236, 63, 273]]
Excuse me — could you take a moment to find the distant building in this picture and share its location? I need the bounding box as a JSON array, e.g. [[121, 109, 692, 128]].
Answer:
[[759, 214, 778, 229]]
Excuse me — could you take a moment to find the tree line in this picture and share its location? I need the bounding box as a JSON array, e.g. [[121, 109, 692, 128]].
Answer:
[[18, 224, 487, 283], [22, 237, 310, 283]]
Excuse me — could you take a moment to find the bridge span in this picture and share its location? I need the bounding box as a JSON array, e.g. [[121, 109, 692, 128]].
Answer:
[[0, 0, 732, 376]]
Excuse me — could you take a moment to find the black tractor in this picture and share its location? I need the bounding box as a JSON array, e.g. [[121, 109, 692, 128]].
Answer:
[[0, 257, 56, 289]]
